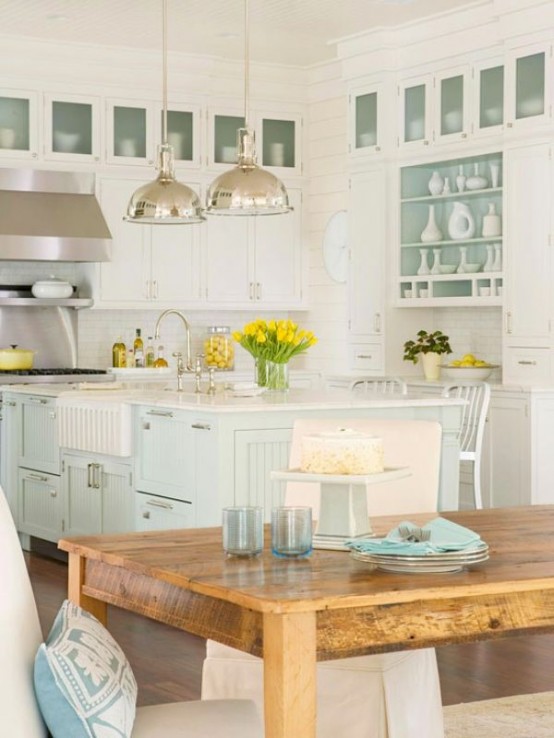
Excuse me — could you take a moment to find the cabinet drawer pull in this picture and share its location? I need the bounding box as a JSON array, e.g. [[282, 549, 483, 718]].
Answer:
[[249, 282, 255, 300], [191, 422, 211, 430], [356, 354, 373, 359], [518, 360, 537, 366], [146, 499, 174, 510], [374, 313, 381, 333], [93, 463, 102, 489], [146, 410, 174, 417], [30, 397, 48, 404], [87, 463, 94, 488], [24, 473, 48, 483], [506, 311, 513, 334], [256, 282, 262, 300], [5, 400, 16, 407]]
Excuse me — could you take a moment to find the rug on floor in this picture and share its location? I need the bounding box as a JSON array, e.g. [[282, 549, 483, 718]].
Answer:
[[444, 691, 554, 738]]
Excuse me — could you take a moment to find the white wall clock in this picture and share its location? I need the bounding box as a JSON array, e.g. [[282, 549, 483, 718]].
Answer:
[[322, 210, 348, 283]]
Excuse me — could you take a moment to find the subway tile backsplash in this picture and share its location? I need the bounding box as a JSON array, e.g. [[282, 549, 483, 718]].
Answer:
[[434, 306, 502, 366]]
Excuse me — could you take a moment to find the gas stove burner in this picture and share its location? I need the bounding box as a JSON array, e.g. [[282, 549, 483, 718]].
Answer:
[[0, 368, 109, 376]]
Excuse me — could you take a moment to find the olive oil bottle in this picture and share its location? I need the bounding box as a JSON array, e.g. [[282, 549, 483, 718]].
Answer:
[[153, 345, 169, 368], [145, 337, 155, 368], [134, 328, 144, 368], [112, 337, 126, 368]]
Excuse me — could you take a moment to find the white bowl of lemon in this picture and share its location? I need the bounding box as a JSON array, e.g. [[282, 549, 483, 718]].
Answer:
[[441, 354, 498, 380]]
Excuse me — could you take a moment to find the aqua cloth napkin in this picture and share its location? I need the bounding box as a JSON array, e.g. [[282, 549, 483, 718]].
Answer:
[[347, 517, 482, 556]]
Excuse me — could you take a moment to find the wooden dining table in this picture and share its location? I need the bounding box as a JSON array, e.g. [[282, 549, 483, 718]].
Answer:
[[59, 505, 554, 738]]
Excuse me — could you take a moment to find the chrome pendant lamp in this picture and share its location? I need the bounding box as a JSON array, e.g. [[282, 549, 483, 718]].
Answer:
[[125, 0, 204, 224], [205, 0, 292, 216]]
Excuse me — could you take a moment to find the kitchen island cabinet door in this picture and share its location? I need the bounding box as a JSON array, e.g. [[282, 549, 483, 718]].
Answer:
[[62, 452, 133, 536], [135, 407, 194, 503], [19, 395, 60, 476], [18, 469, 62, 543]]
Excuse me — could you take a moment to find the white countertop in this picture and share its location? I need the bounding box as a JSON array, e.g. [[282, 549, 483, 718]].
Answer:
[[3, 383, 466, 413]]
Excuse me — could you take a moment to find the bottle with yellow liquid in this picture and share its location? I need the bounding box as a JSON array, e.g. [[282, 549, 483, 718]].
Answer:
[[112, 337, 126, 368], [145, 337, 155, 368], [153, 345, 169, 368], [134, 328, 144, 368]]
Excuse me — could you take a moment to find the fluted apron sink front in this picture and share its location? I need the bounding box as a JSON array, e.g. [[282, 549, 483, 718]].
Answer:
[[57, 391, 133, 456]]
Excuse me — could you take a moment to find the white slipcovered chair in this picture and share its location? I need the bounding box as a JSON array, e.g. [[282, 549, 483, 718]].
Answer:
[[0, 487, 262, 738], [202, 418, 445, 738]]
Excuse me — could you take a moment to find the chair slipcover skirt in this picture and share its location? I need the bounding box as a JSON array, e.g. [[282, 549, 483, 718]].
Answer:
[[202, 642, 444, 738]]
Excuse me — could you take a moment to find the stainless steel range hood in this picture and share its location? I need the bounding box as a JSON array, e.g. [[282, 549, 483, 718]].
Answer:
[[0, 169, 111, 261]]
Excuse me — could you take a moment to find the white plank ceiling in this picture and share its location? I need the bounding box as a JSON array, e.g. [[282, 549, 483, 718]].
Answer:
[[0, 0, 483, 67]]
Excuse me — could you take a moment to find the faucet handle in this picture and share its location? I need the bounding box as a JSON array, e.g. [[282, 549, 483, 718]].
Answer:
[[195, 353, 204, 371], [207, 367, 216, 395], [172, 351, 184, 372]]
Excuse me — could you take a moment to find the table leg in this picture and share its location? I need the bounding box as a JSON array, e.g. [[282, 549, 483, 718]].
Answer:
[[263, 611, 317, 738], [67, 552, 108, 625]]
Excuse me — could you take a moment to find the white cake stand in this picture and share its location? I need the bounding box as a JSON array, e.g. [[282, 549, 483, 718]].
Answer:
[[270, 467, 411, 551]]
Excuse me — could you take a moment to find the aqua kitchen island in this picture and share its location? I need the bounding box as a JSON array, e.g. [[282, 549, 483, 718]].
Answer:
[[2, 385, 464, 541]]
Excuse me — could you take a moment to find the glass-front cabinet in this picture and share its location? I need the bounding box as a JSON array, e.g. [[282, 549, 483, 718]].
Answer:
[[261, 113, 301, 173], [44, 94, 100, 161], [350, 84, 383, 157], [473, 60, 504, 136], [106, 99, 154, 165], [398, 152, 503, 306], [208, 110, 246, 167], [435, 66, 470, 143], [505, 42, 551, 131], [399, 74, 432, 148], [0, 89, 38, 159], [154, 102, 200, 167]]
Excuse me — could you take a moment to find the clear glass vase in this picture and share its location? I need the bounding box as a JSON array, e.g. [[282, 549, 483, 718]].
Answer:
[[266, 361, 289, 391], [255, 357, 267, 387]]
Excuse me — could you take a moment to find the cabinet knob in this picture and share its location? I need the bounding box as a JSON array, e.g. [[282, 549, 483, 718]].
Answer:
[[142, 511, 151, 519], [506, 122, 513, 128], [461, 132, 468, 139], [50, 489, 57, 498]]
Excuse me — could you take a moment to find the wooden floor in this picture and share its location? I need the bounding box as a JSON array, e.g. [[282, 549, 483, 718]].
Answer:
[[27, 547, 554, 708]]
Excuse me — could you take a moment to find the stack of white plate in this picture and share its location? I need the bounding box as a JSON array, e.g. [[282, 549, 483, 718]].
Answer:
[[351, 541, 489, 573]]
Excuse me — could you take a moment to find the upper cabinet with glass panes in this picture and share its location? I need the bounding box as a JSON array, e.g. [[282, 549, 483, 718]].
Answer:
[[505, 42, 551, 133], [350, 84, 384, 158], [207, 108, 301, 175], [0, 90, 39, 160], [44, 94, 100, 162]]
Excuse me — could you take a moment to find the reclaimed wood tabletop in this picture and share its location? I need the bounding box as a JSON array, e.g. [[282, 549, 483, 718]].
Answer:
[[59, 506, 554, 738]]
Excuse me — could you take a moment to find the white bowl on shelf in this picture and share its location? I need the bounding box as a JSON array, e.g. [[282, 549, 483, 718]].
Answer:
[[440, 364, 498, 380], [457, 263, 481, 274], [438, 265, 457, 274], [53, 131, 81, 152], [31, 279, 73, 299]]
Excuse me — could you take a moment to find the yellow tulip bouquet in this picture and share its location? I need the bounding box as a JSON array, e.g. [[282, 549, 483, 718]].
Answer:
[[233, 319, 317, 389]]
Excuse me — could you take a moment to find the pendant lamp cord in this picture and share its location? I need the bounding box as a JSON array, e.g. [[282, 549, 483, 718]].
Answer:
[[162, 0, 168, 144], [244, 0, 249, 127]]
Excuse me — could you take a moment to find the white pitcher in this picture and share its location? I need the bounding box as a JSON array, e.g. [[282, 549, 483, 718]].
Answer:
[[448, 201, 475, 241]]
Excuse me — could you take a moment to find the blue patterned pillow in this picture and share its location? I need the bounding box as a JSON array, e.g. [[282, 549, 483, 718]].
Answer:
[[34, 599, 137, 738]]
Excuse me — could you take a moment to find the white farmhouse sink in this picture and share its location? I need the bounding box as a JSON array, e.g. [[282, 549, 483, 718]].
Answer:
[[57, 392, 133, 457]]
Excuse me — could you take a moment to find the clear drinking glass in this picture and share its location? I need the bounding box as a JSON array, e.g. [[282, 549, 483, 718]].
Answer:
[[222, 506, 263, 557], [271, 506, 312, 558]]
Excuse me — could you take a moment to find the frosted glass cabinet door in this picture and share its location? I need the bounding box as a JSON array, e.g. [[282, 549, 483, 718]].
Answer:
[[106, 99, 154, 165], [0, 89, 38, 159], [44, 94, 100, 161], [505, 44, 551, 130], [435, 67, 470, 142], [474, 61, 504, 134], [208, 111, 245, 167], [399, 75, 432, 147], [155, 103, 200, 166], [350, 85, 383, 157], [261, 114, 301, 173]]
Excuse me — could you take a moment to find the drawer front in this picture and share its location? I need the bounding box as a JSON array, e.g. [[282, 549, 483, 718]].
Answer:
[[503, 347, 552, 384], [349, 343, 383, 372], [135, 492, 194, 531], [18, 468, 62, 542]]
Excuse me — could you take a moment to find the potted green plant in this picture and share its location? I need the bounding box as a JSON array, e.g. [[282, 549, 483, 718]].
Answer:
[[403, 330, 452, 380]]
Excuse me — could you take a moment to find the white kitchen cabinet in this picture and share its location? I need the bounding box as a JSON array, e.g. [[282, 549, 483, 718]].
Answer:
[[106, 98, 155, 166], [398, 73, 433, 149], [481, 392, 530, 508], [0, 88, 39, 160], [153, 101, 201, 167], [62, 451, 133, 536], [18, 469, 62, 542], [0, 394, 20, 519], [472, 58, 504, 138], [43, 93, 101, 162], [434, 65, 471, 145], [503, 143, 553, 381], [348, 169, 385, 372], [96, 177, 202, 307], [349, 83, 385, 158], [204, 188, 303, 308], [19, 394, 60, 476], [504, 42, 551, 133]]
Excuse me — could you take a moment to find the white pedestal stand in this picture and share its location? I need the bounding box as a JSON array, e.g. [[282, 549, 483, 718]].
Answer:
[[270, 467, 410, 551]]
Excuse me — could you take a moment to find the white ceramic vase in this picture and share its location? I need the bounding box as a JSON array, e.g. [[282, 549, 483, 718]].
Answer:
[[421, 352, 442, 381], [484, 244, 495, 272], [417, 248, 431, 275], [430, 248, 442, 274], [482, 202, 502, 237], [448, 202, 475, 240], [428, 171, 444, 196], [456, 165, 466, 193], [421, 204, 443, 243]]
